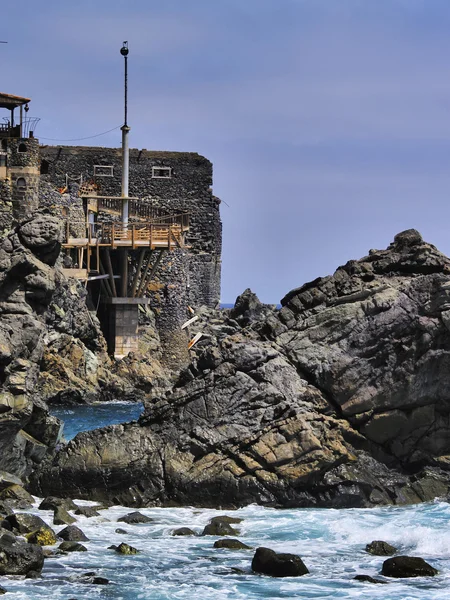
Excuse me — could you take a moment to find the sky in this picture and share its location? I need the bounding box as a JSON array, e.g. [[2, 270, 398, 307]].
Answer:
[[3, 0, 450, 303]]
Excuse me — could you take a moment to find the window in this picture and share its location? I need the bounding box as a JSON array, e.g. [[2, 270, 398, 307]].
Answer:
[[16, 177, 26, 191], [18, 143, 27, 153], [40, 159, 49, 175], [94, 165, 114, 177], [0, 153, 6, 168], [152, 166, 172, 179]]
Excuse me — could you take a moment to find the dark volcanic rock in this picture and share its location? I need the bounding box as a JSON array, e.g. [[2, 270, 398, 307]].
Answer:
[[117, 511, 153, 524], [213, 538, 251, 550], [202, 521, 239, 536], [172, 527, 196, 536], [58, 525, 89, 542], [53, 506, 76, 526], [59, 541, 87, 552], [0, 537, 44, 575], [5, 513, 53, 536], [381, 555, 438, 578], [251, 547, 309, 577], [354, 574, 388, 584], [115, 542, 139, 555], [30, 230, 450, 509], [366, 540, 397, 556], [74, 506, 100, 518], [39, 497, 77, 512]]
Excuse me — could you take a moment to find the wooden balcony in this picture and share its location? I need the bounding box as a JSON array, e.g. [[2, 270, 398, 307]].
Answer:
[[62, 213, 189, 251]]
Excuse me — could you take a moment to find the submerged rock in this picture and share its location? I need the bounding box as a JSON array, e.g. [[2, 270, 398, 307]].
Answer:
[[213, 538, 251, 550], [366, 540, 397, 556], [251, 547, 309, 577], [381, 556, 438, 578], [117, 511, 153, 524], [59, 541, 87, 552], [172, 527, 196, 536], [354, 574, 388, 584], [115, 542, 139, 555]]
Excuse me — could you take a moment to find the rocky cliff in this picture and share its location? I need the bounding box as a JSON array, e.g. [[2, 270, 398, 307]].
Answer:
[[30, 230, 450, 508]]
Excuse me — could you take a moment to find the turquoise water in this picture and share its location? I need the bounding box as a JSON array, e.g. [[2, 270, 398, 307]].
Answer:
[[4, 500, 450, 599], [18, 405, 446, 598], [51, 401, 144, 441]]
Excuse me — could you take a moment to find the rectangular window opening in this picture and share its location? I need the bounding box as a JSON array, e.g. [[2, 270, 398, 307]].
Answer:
[[94, 165, 114, 177], [152, 166, 172, 179]]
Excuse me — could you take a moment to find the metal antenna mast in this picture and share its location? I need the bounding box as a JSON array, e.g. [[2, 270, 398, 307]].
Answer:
[[120, 41, 130, 225]]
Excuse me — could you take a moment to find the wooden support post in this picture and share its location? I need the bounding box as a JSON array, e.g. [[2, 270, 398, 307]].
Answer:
[[141, 248, 165, 296], [99, 260, 112, 297], [130, 249, 147, 298], [87, 246, 91, 273], [121, 249, 128, 297], [96, 238, 100, 273], [66, 220, 70, 243], [131, 225, 135, 249], [104, 249, 117, 297], [111, 222, 115, 249], [136, 250, 154, 298]]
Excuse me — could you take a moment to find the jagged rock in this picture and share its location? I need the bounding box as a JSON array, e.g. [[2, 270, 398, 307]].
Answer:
[[354, 574, 388, 584], [115, 542, 139, 555], [213, 538, 251, 549], [251, 547, 309, 577], [210, 515, 242, 525], [381, 556, 438, 578], [115, 528, 127, 534], [117, 511, 153, 524], [53, 506, 76, 525], [172, 528, 196, 536], [366, 540, 397, 556], [0, 585, 6, 594], [0, 484, 34, 508], [202, 520, 239, 537], [29, 231, 450, 508], [74, 506, 100, 518], [57, 525, 89, 542], [59, 541, 87, 552], [0, 537, 44, 575], [39, 496, 77, 512], [5, 513, 53, 536], [230, 288, 275, 326]]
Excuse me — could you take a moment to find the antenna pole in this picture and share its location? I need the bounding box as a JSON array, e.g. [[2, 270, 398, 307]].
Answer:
[[120, 41, 130, 225]]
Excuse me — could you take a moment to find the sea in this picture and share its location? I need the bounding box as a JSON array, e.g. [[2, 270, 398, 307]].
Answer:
[[3, 403, 448, 598]]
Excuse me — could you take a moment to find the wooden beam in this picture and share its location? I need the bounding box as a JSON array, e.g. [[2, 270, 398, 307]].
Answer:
[[136, 250, 154, 298], [103, 249, 117, 297], [121, 249, 128, 297], [130, 249, 147, 298], [99, 259, 112, 297], [139, 248, 166, 297]]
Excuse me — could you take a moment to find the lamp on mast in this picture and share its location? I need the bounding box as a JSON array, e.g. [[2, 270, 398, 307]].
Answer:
[[120, 41, 130, 225]]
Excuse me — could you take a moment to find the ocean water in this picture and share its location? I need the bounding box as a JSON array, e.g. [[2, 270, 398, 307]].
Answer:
[[4, 500, 450, 599], [51, 401, 144, 441], [24, 405, 448, 599]]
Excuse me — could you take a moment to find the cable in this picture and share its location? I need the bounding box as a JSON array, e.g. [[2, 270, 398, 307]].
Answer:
[[39, 125, 121, 142]]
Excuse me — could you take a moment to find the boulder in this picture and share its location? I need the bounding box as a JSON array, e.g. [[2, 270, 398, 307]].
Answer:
[[382, 556, 438, 578], [59, 541, 87, 552], [5, 513, 53, 536], [172, 528, 196, 536], [74, 506, 100, 518], [251, 547, 309, 577], [366, 540, 397, 556], [117, 511, 153, 524], [213, 538, 251, 550], [202, 521, 239, 536], [53, 506, 76, 526], [115, 542, 139, 555], [0, 484, 34, 508], [0, 537, 44, 575], [58, 525, 89, 542], [39, 496, 77, 512], [354, 574, 388, 584]]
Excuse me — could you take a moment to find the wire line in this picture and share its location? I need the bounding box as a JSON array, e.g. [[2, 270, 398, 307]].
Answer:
[[39, 125, 121, 142]]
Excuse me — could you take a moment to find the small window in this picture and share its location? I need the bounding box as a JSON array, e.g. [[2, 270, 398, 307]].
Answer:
[[16, 177, 26, 191], [61, 207, 69, 217], [94, 165, 114, 177], [0, 152, 6, 168], [40, 159, 49, 175], [152, 166, 171, 179], [1, 140, 7, 151], [18, 143, 27, 153]]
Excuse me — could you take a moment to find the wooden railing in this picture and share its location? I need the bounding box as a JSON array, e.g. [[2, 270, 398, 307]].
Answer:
[[63, 212, 189, 249]]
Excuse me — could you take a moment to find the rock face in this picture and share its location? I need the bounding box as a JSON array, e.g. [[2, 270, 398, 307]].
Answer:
[[30, 230, 450, 508]]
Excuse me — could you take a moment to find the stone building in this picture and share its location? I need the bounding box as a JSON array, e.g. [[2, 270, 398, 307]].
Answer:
[[0, 91, 222, 361]]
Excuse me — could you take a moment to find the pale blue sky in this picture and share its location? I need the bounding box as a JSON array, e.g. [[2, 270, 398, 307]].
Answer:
[[3, 0, 450, 302]]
